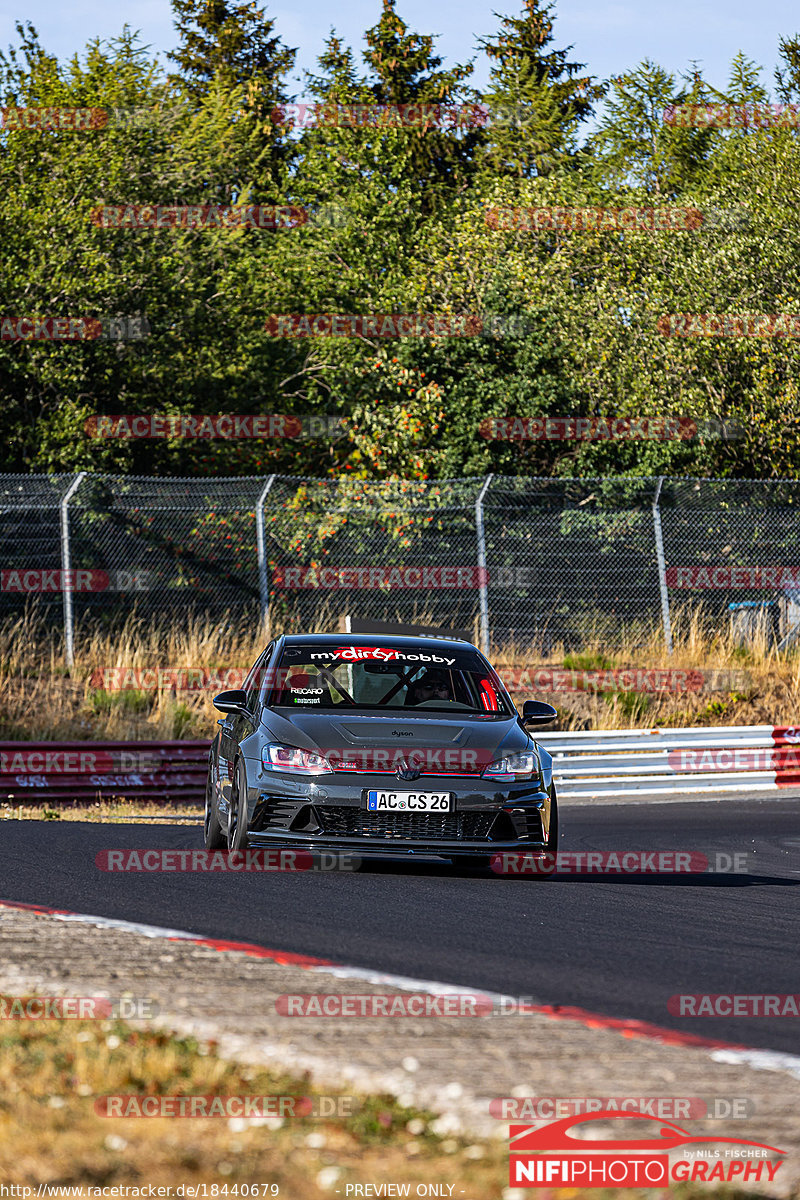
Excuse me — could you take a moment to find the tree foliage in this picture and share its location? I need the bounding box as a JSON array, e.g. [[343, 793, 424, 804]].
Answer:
[[1, 3, 799, 479]]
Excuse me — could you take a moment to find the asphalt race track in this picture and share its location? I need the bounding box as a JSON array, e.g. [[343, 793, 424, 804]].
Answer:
[[3, 799, 798, 1054]]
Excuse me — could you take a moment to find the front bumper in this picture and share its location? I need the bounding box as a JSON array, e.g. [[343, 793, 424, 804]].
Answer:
[[241, 771, 553, 857]]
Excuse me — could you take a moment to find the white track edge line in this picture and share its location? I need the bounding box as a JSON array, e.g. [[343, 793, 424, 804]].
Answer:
[[6, 900, 800, 1084]]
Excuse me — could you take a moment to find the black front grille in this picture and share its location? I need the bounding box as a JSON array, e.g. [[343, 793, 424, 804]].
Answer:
[[316, 806, 498, 842]]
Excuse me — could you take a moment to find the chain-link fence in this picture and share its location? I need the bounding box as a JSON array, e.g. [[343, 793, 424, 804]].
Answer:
[[2, 473, 800, 659]]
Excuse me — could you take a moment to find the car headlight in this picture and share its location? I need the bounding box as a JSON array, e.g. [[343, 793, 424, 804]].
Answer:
[[262, 744, 333, 775], [482, 750, 539, 781]]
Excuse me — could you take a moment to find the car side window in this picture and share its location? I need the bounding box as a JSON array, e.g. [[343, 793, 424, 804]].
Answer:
[[245, 643, 274, 714]]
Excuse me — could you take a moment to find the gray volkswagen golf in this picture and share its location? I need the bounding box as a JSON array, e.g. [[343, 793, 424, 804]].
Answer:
[[204, 633, 558, 867]]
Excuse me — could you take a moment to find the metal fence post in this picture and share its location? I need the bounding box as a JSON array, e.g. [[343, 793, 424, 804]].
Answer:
[[475, 474, 493, 654], [256, 474, 277, 628], [652, 476, 673, 654], [60, 471, 87, 667]]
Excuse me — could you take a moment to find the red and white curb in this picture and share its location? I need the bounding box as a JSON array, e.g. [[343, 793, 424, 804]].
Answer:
[[2, 896, 800, 1083]]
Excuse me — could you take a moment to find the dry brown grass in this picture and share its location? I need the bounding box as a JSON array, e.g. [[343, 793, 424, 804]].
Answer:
[[491, 603, 800, 731], [0, 1017, 776, 1198], [0, 609, 270, 742], [0, 607, 797, 741], [0, 1016, 504, 1194], [0, 800, 202, 822]]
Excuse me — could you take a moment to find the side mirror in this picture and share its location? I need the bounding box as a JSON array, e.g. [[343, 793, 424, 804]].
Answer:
[[213, 689, 250, 714], [522, 700, 557, 726]]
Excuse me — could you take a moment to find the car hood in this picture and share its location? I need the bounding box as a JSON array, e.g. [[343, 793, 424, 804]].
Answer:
[[260, 709, 532, 770]]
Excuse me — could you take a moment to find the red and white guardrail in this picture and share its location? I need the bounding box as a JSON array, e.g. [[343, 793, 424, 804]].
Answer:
[[0, 741, 208, 805], [536, 725, 800, 800], [4, 725, 799, 806]]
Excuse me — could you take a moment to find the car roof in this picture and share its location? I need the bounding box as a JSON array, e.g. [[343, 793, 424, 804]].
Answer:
[[280, 633, 481, 654]]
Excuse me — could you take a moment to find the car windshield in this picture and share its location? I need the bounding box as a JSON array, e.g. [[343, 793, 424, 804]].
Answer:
[[265, 643, 514, 715]]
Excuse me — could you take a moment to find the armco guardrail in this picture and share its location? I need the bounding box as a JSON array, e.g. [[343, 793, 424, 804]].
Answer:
[[537, 724, 800, 800], [3, 726, 799, 807], [0, 741, 209, 805]]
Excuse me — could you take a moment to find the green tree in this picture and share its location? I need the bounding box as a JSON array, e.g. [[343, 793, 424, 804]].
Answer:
[[291, 3, 481, 214], [590, 61, 716, 195], [167, 0, 297, 193], [775, 35, 800, 103], [0, 25, 297, 474], [477, 0, 603, 178], [167, 0, 295, 108], [723, 51, 768, 106]]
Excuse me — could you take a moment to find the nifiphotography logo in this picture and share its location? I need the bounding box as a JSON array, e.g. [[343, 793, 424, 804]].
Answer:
[[508, 1110, 785, 1187]]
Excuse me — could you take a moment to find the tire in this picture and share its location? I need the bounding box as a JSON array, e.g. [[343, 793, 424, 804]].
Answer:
[[227, 758, 250, 851], [203, 761, 226, 850], [531, 786, 559, 880], [546, 786, 559, 853]]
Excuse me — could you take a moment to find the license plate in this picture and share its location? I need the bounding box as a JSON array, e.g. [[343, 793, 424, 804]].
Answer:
[[365, 790, 453, 812]]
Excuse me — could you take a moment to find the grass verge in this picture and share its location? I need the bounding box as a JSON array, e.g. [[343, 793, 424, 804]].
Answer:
[[0, 1016, 501, 1193], [0, 608, 798, 739], [0, 1017, 779, 1199], [0, 800, 202, 823]]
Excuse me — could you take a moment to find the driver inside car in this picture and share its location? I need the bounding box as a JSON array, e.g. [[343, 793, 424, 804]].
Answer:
[[405, 668, 453, 705]]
